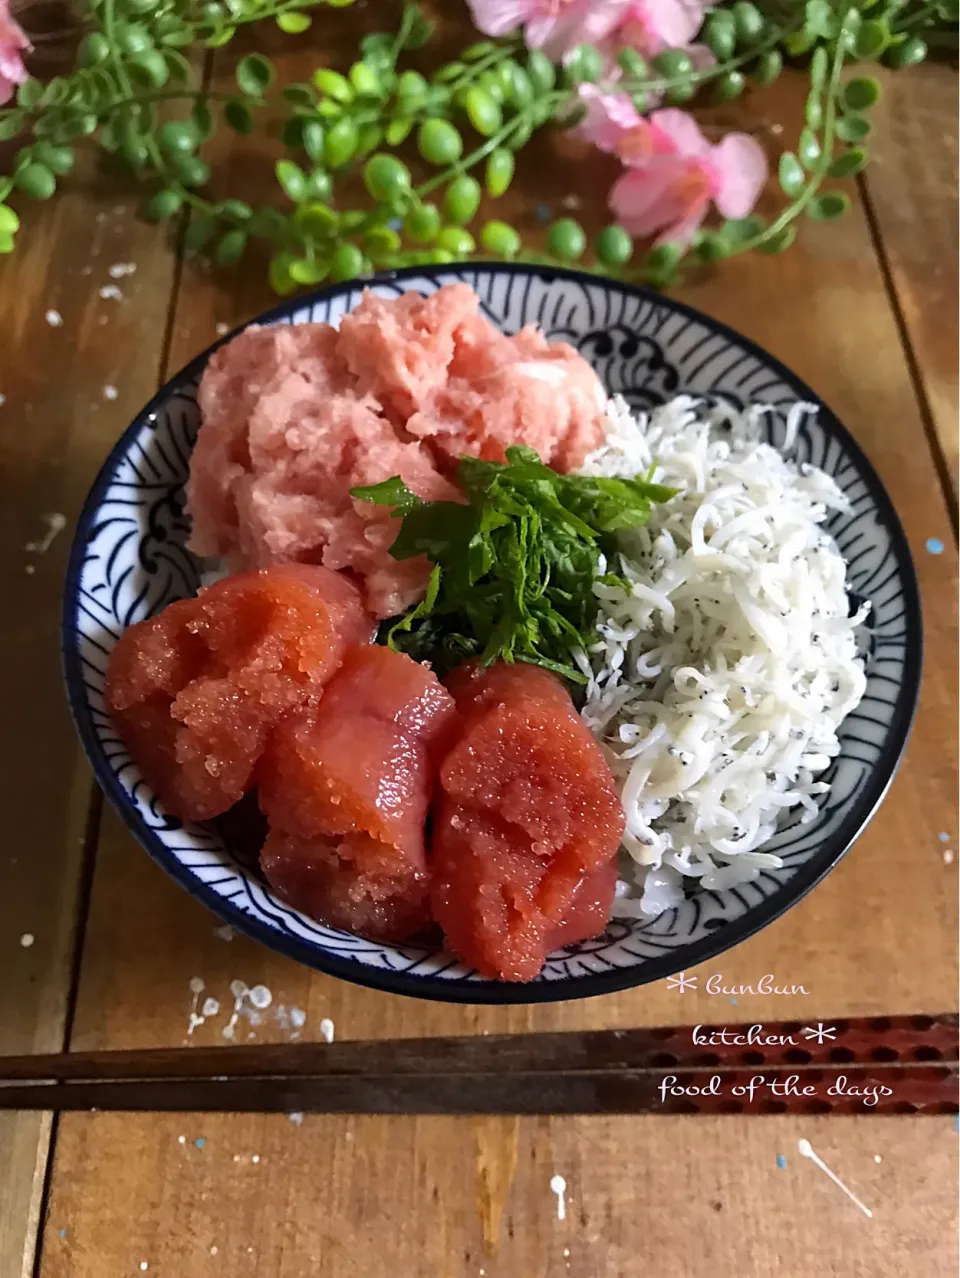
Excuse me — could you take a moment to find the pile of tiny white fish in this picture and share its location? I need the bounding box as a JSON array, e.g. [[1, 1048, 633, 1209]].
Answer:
[[575, 395, 869, 919]]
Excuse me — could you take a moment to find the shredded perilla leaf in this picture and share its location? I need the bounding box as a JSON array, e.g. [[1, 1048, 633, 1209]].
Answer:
[[352, 444, 675, 682]]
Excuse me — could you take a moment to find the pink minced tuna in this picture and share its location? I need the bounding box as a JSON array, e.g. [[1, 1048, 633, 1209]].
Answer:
[[186, 284, 606, 618]]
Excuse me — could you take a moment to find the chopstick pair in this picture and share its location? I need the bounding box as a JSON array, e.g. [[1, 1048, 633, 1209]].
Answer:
[[1, 1015, 955, 1115]]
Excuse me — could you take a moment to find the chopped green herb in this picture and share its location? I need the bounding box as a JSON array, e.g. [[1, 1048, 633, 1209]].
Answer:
[[352, 445, 676, 682]]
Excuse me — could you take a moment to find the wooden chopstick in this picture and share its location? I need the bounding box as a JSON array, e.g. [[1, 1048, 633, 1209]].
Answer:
[[1, 1015, 955, 1115], [1, 1065, 956, 1115], [2, 1013, 955, 1079]]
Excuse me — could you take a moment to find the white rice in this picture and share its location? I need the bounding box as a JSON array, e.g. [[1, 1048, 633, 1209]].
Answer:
[[575, 395, 869, 920]]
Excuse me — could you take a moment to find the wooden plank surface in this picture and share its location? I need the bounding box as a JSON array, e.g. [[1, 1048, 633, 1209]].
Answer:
[[0, 153, 180, 1276], [863, 64, 959, 499], [35, 1113, 960, 1278], [0, 10, 954, 1273], [16, 43, 953, 1276]]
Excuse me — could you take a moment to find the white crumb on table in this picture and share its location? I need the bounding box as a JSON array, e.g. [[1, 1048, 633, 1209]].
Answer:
[[797, 1138, 873, 1218], [213, 925, 234, 941], [45, 309, 63, 327], [25, 511, 66, 555], [108, 262, 137, 278], [319, 1017, 335, 1044], [550, 1174, 567, 1221], [186, 977, 207, 1035], [223, 980, 272, 1039], [103, 385, 118, 400], [248, 984, 272, 1010], [19, 932, 34, 947], [98, 284, 123, 301]]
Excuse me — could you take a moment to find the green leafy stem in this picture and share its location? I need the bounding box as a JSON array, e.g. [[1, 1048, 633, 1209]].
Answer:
[[0, 0, 952, 284]]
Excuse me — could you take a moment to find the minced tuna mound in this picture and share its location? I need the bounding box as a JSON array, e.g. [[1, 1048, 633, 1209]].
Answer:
[[186, 283, 606, 618]]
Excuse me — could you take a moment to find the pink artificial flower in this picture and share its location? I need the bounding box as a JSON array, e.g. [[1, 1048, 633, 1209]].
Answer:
[[613, 0, 707, 58], [467, 0, 629, 60], [579, 85, 687, 161], [0, 0, 30, 106], [608, 109, 768, 245]]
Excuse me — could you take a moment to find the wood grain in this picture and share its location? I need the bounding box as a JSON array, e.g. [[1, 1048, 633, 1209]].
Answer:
[[0, 148, 181, 1276], [6, 1013, 958, 1079], [37, 1113, 959, 1277], [862, 64, 959, 498], [0, 21, 950, 1277]]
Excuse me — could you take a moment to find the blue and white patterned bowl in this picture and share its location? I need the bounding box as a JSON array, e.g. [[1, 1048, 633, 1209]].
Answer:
[[62, 265, 922, 1004]]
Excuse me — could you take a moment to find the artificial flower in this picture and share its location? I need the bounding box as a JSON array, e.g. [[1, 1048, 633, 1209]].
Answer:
[[0, 0, 30, 107], [612, 0, 709, 59], [608, 109, 768, 244], [579, 85, 687, 161], [467, 0, 629, 60]]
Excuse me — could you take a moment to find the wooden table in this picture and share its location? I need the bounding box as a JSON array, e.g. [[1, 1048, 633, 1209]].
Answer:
[[1, 12, 957, 1276]]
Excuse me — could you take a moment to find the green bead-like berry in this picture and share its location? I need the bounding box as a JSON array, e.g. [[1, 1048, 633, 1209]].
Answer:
[[418, 118, 463, 166], [465, 87, 502, 137], [703, 11, 736, 59], [437, 226, 476, 256], [313, 68, 353, 104], [324, 117, 359, 168], [547, 218, 586, 261], [477, 71, 505, 104], [364, 225, 402, 257], [485, 148, 514, 197], [506, 64, 533, 107], [349, 61, 380, 97], [885, 36, 927, 68], [618, 48, 648, 79], [713, 71, 745, 102], [157, 120, 198, 154], [330, 241, 365, 283], [404, 202, 442, 244], [752, 50, 782, 85], [526, 49, 555, 93], [595, 225, 633, 267], [141, 188, 183, 221], [444, 175, 482, 226], [479, 219, 520, 257], [733, 1, 764, 40], [652, 49, 693, 78], [665, 83, 696, 105], [854, 19, 889, 59], [397, 69, 428, 103], [362, 153, 411, 202]]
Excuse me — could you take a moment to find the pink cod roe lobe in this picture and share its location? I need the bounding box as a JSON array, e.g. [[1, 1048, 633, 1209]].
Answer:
[[186, 284, 606, 619]]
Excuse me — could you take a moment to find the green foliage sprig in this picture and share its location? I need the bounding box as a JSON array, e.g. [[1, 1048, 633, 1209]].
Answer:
[[0, 0, 952, 287], [352, 445, 676, 681]]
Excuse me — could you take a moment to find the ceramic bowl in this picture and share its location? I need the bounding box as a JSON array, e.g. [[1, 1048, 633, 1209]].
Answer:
[[62, 265, 922, 1003]]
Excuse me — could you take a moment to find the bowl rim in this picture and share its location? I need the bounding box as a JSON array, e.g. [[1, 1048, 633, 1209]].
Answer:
[[61, 262, 923, 1005]]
